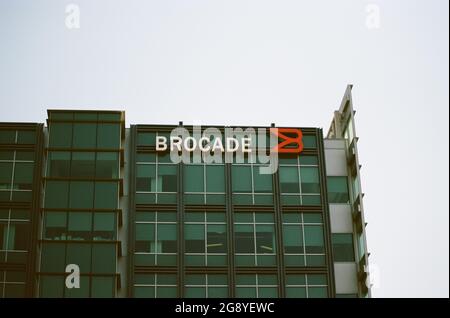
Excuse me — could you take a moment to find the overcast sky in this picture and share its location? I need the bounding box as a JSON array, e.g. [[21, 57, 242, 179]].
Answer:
[[0, 0, 448, 297]]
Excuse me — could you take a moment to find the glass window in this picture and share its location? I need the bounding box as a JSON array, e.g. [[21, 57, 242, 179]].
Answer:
[[0, 162, 12, 189], [235, 274, 278, 298], [97, 124, 120, 149], [302, 135, 317, 148], [91, 276, 115, 297], [44, 212, 67, 240], [71, 152, 95, 177], [17, 131, 36, 144], [235, 224, 254, 253], [92, 244, 116, 274], [327, 176, 350, 203], [68, 212, 92, 240], [184, 165, 203, 192], [232, 166, 252, 192], [44, 181, 69, 208], [332, 233, 354, 262], [66, 243, 91, 272], [185, 224, 204, 253], [49, 123, 72, 148], [70, 181, 94, 208], [136, 165, 156, 192], [40, 275, 64, 297], [159, 165, 177, 192], [41, 243, 65, 272], [137, 132, 156, 146], [96, 152, 119, 178], [304, 225, 324, 254], [93, 213, 115, 240], [279, 166, 299, 193], [206, 165, 225, 193], [48, 152, 70, 177], [94, 182, 118, 209], [73, 123, 97, 149], [253, 167, 272, 193], [13, 163, 34, 190], [0, 130, 16, 144], [300, 167, 320, 193], [283, 225, 303, 253], [158, 224, 177, 253]]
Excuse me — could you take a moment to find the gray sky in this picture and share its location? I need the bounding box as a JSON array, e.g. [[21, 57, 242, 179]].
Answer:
[[0, 0, 448, 297]]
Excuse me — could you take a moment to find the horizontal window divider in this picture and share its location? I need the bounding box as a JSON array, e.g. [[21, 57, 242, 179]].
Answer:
[[135, 205, 178, 211], [43, 177, 123, 182], [47, 119, 123, 124], [0, 145, 37, 151], [234, 268, 279, 273], [184, 192, 226, 195], [0, 249, 28, 253], [0, 202, 32, 209], [134, 266, 178, 273], [0, 263, 27, 271], [184, 267, 229, 273], [136, 191, 177, 194], [46, 146, 123, 152], [281, 206, 323, 212], [39, 239, 120, 244], [134, 252, 177, 255], [41, 208, 122, 213], [284, 253, 326, 256], [284, 268, 328, 274], [37, 272, 120, 277], [183, 205, 226, 211], [232, 206, 275, 212]]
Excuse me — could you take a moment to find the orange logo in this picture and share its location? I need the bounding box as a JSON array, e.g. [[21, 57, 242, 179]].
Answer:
[[270, 128, 303, 153]]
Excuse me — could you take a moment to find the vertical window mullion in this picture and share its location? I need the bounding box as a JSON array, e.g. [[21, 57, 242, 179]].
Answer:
[[301, 213, 307, 266]]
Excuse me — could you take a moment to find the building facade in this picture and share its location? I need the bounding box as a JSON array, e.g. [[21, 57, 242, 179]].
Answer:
[[0, 85, 370, 298]]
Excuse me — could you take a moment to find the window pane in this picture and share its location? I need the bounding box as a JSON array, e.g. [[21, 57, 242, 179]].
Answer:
[[68, 212, 92, 240], [207, 224, 227, 253], [304, 225, 324, 254], [48, 152, 70, 177], [93, 213, 115, 240], [66, 243, 91, 272], [40, 275, 64, 297], [44, 212, 67, 240], [206, 165, 225, 192], [279, 167, 299, 193], [73, 123, 97, 148], [92, 244, 116, 273], [136, 165, 156, 192], [45, 181, 69, 208], [184, 165, 203, 192], [0, 162, 12, 189], [71, 152, 95, 177], [232, 166, 251, 192], [327, 177, 350, 203], [235, 224, 254, 253], [300, 167, 320, 193], [283, 225, 303, 253], [91, 276, 115, 297], [94, 182, 118, 209], [0, 130, 16, 144], [302, 135, 317, 148], [70, 181, 94, 208], [13, 163, 34, 190], [96, 152, 119, 178], [10, 222, 29, 250], [159, 165, 177, 192], [185, 224, 205, 253], [332, 233, 354, 262], [256, 225, 276, 254], [137, 132, 156, 146], [97, 124, 120, 149], [253, 167, 272, 193], [158, 224, 177, 253], [41, 243, 65, 272], [49, 123, 72, 148], [135, 223, 154, 253]]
